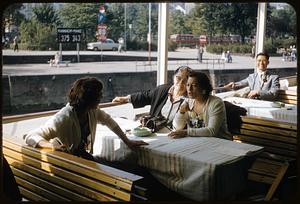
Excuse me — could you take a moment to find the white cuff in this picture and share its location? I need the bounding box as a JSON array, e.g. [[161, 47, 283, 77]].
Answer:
[[127, 95, 131, 103]]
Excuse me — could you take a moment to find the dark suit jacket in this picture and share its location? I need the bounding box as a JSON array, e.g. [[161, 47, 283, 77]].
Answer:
[[130, 84, 172, 117]]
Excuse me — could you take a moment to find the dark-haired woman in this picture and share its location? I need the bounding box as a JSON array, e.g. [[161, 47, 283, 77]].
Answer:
[[168, 72, 231, 140], [24, 77, 148, 160]]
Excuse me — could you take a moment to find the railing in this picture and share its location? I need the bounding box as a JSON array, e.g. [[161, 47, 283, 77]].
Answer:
[[2, 102, 123, 124], [135, 59, 226, 71]]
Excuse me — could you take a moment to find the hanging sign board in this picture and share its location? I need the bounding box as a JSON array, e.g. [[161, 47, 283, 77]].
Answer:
[[57, 28, 82, 43]]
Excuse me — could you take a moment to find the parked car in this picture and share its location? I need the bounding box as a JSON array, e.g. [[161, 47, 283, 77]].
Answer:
[[87, 39, 118, 51]]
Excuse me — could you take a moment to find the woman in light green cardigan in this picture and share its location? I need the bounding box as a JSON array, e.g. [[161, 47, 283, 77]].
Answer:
[[24, 77, 148, 160]]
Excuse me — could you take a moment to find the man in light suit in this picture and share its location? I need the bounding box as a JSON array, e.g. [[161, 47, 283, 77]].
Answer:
[[223, 52, 280, 101]]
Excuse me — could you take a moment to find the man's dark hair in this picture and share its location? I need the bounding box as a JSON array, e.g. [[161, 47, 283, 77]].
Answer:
[[68, 77, 103, 110], [188, 71, 213, 100], [256, 52, 269, 60]]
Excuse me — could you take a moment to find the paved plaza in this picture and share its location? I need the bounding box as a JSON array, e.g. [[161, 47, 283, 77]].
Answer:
[[2, 48, 297, 76]]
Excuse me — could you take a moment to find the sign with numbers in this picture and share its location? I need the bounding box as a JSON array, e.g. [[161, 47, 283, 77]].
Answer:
[[57, 28, 82, 43]]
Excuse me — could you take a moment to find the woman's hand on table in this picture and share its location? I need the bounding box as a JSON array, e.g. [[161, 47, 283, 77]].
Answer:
[[37, 139, 68, 152], [168, 130, 187, 139], [125, 139, 149, 151], [179, 101, 189, 114]]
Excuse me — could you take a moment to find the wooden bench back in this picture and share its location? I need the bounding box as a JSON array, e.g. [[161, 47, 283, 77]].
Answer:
[[3, 138, 147, 201], [276, 89, 297, 105], [233, 115, 297, 161]]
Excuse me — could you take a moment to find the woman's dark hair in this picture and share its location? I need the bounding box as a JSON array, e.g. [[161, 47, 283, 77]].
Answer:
[[174, 65, 193, 76], [188, 71, 213, 99], [256, 52, 269, 60], [68, 77, 103, 110]]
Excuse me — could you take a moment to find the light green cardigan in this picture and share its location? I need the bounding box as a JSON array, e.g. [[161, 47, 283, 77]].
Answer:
[[24, 103, 118, 154]]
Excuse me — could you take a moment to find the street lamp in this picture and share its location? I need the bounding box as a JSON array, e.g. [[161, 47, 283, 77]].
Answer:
[[124, 3, 127, 51], [148, 3, 152, 64]]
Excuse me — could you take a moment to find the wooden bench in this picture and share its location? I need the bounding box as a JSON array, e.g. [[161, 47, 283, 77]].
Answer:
[[48, 60, 71, 67], [279, 75, 297, 87], [276, 89, 297, 105], [233, 115, 297, 201], [2, 102, 148, 201], [3, 138, 147, 201]]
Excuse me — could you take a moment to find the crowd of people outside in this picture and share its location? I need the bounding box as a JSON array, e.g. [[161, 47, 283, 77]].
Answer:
[[281, 45, 297, 62], [221, 50, 232, 63]]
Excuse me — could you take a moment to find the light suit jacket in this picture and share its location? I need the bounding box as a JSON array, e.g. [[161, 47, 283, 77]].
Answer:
[[24, 103, 118, 154], [234, 71, 280, 101]]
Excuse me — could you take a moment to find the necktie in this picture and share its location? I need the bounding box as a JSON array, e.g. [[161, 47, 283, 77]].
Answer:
[[261, 73, 267, 82], [260, 73, 266, 89]]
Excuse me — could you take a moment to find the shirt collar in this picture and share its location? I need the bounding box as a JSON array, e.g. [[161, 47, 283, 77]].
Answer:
[[257, 69, 266, 76]]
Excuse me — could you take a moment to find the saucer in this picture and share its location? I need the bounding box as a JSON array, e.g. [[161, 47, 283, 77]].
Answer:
[[132, 127, 152, 137]]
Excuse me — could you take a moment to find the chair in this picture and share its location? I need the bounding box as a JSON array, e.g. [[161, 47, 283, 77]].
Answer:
[[233, 116, 297, 201], [247, 153, 289, 201]]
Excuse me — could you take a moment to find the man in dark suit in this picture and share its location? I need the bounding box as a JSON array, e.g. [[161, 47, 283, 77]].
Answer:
[[112, 66, 193, 121], [222, 52, 280, 101]]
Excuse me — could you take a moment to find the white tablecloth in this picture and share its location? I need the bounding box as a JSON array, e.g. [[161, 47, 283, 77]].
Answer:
[[93, 118, 263, 201], [223, 97, 297, 123]]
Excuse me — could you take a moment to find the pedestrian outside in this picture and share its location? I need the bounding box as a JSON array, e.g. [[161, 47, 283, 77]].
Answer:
[[118, 37, 124, 52], [13, 36, 19, 52], [197, 45, 204, 63]]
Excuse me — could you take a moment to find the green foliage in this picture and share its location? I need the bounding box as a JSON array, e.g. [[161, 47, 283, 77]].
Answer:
[[105, 3, 124, 41], [267, 4, 296, 38], [58, 3, 159, 47], [207, 37, 295, 55], [185, 5, 204, 35], [168, 39, 178, 51], [206, 43, 252, 54], [126, 39, 176, 51], [126, 39, 156, 51], [8, 2, 297, 52], [18, 4, 61, 50], [188, 3, 257, 43], [2, 3, 25, 29], [58, 3, 102, 43], [19, 19, 57, 50], [169, 10, 191, 34], [32, 4, 60, 26], [264, 38, 277, 54], [264, 37, 296, 54]]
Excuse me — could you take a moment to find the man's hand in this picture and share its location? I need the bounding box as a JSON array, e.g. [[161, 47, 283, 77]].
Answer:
[[247, 90, 259, 99], [125, 139, 148, 151], [168, 130, 187, 139], [112, 96, 129, 103], [223, 82, 235, 90]]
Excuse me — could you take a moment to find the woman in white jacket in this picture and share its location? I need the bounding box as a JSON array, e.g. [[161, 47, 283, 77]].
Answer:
[[24, 77, 148, 160], [168, 72, 231, 140]]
